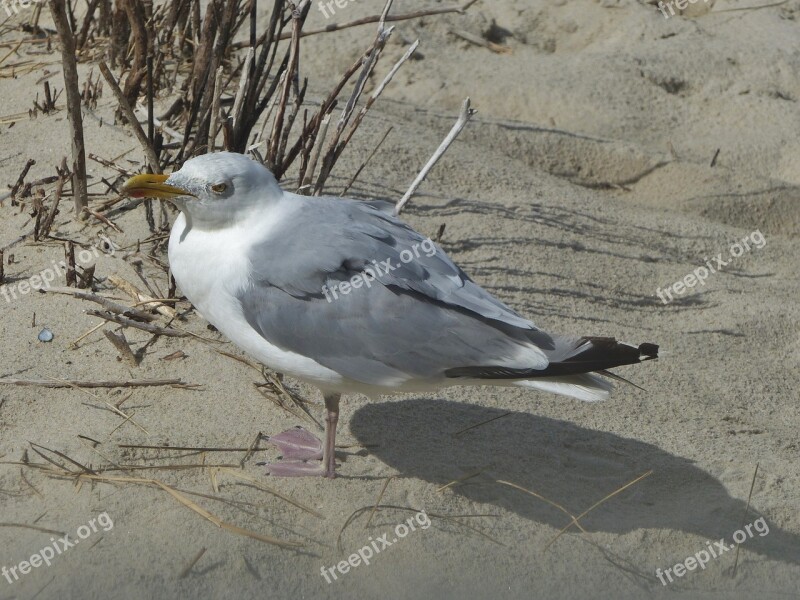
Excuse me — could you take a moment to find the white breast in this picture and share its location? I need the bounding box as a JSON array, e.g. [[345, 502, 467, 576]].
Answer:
[[167, 208, 346, 390]]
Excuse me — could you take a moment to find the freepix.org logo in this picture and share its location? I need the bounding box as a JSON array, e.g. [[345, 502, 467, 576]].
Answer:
[[0, 234, 118, 303], [321, 237, 438, 303], [655, 517, 769, 585], [2, 512, 114, 585], [1, 0, 46, 18], [320, 510, 431, 583]]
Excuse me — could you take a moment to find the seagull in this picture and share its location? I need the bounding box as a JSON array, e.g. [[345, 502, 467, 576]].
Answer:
[[122, 152, 658, 478]]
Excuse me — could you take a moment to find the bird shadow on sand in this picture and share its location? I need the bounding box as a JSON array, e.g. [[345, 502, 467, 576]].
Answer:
[[349, 398, 800, 568]]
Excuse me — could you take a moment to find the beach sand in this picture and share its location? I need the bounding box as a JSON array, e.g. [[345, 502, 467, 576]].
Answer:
[[0, 1, 798, 598]]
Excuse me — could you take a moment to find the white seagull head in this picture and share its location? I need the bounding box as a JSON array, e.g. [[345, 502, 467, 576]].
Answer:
[[122, 152, 283, 228]]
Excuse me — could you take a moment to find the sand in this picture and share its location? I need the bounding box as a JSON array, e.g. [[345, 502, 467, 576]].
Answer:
[[1, 1, 798, 599]]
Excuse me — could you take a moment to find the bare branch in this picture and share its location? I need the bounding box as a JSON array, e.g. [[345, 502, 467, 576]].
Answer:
[[99, 62, 162, 174], [47, 0, 89, 218], [395, 97, 476, 216]]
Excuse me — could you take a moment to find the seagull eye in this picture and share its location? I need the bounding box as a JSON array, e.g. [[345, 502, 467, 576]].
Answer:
[[211, 183, 227, 194]]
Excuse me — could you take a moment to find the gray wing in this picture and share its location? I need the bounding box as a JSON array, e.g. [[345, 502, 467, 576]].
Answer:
[[237, 196, 553, 385]]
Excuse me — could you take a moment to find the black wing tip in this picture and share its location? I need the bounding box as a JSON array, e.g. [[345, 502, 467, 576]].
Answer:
[[638, 343, 659, 360], [444, 341, 660, 380]]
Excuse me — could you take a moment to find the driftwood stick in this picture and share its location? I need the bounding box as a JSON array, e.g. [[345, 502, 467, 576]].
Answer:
[[341, 125, 393, 196], [209, 66, 224, 152], [333, 40, 417, 175], [338, 28, 390, 133], [272, 1, 478, 41], [313, 22, 394, 193], [9, 159, 35, 204], [395, 97, 475, 215], [232, 48, 254, 132], [118, 444, 262, 451], [0, 378, 184, 388], [87, 309, 188, 338], [369, 40, 418, 101], [267, 11, 301, 167], [108, 274, 176, 318], [450, 29, 512, 54], [99, 62, 162, 174], [82, 207, 124, 233], [121, 0, 148, 113], [135, 104, 183, 140], [88, 153, 134, 176], [302, 113, 330, 190], [47, 1, 89, 218], [104, 330, 140, 367], [64, 241, 77, 287], [42, 286, 156, 322], [40, 157, 67, 238]]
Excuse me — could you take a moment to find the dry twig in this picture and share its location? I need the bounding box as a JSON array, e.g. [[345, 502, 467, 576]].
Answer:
[[395, 97, 475, 215], [0, 378, 185, 389], [47, 0, 89, 218]]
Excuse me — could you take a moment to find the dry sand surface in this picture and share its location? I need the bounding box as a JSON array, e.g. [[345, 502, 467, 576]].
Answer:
[[1, 1, 799, 599]]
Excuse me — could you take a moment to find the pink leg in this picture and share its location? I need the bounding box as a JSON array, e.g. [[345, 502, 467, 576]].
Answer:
[[264, 393, 340, 478], [322, 393, 339, 478]]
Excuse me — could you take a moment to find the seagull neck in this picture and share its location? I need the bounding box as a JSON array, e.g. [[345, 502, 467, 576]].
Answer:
[[180, 197, 277, 232]]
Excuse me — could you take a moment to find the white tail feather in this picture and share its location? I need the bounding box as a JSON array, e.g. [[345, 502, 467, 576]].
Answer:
[[514, 373, 614, 402]]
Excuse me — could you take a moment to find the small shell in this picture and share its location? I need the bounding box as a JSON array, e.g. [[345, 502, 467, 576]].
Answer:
[[38, 328, 54, 343]]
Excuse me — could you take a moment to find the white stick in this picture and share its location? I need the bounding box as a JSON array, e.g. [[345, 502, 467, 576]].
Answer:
[[209, 66, 225, 151], [337, 26, 394, 132], [232, 48, 254, 130], [135, 104, 183, 140], [379, 0, 395, 28], [394, 97, 476, 216], [370, 39, 419, 101], [306, 113, 331, 191], [254, 71, 286, 149]]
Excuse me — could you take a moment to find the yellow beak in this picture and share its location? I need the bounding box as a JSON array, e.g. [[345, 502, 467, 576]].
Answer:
[[121, 174, 194, 199]]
